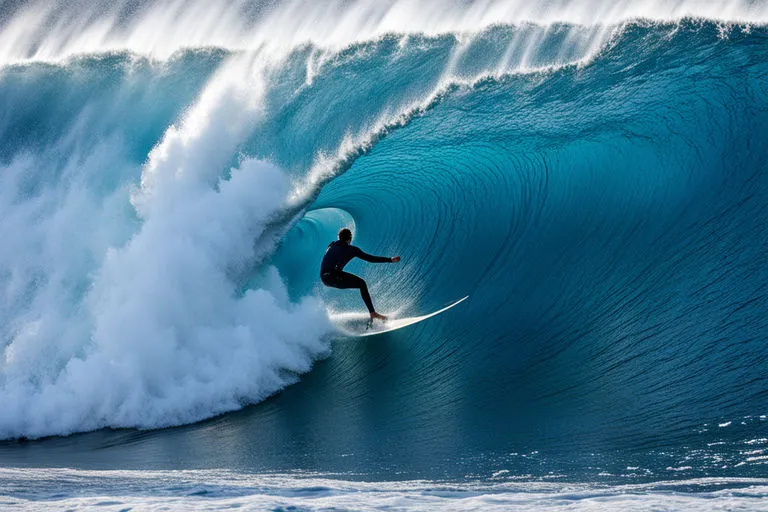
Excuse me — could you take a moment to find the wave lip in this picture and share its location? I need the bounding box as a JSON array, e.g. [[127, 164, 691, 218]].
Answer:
[[1, 0, 767, 63]]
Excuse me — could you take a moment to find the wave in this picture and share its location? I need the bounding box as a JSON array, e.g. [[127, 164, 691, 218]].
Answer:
[[0, 7, 766, 449], [275, 19, 768, 451]]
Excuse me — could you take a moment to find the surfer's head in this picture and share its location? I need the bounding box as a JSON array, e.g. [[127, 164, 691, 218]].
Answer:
[[338, 228, 353, 244]]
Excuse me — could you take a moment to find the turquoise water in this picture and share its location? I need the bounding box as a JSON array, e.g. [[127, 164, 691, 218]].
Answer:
[[0, 1, 767, 509]]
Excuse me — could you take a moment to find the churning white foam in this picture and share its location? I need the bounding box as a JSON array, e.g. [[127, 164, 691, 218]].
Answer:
[[0, 52, 331, 440], [0, 0, 766, 64], [2, 469, 768, 511]]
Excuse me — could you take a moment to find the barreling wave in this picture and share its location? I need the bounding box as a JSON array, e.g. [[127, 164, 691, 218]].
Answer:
[[0, 0, 766, 449]]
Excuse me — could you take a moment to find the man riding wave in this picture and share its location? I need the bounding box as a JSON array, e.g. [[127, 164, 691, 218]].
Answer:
[[320, 228, 400, 323]]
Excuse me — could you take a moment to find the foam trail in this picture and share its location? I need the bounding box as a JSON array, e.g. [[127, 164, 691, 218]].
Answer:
[[0, 0, 766, 63], [0, 51, 331, 439], [2, 469, 768, 511]]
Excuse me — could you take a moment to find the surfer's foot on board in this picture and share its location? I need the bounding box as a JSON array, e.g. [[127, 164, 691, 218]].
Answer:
[[370, 312, 388, 323]]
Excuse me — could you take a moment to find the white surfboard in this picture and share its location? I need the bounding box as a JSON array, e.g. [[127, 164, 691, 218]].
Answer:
[[330, 296, 468, 337]]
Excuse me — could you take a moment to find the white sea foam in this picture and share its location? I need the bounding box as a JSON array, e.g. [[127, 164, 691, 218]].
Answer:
[[0, 51, 331, 439], [1, 469, 768, 511], [0, 0, 766, 64]]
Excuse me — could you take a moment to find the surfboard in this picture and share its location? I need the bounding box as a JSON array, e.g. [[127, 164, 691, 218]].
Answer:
[[330, 296, 468, 337]]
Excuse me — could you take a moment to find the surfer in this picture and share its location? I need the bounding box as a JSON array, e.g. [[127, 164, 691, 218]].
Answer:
[[320, 228, 400, 322]]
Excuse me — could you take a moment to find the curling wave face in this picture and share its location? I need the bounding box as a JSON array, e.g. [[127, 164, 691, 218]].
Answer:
[[268, 21, 768, 477]]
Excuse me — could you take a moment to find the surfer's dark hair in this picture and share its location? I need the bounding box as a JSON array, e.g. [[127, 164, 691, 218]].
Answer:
[[338, 228, 352, 241]]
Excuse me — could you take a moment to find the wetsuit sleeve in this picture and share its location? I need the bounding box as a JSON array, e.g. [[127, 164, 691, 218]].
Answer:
[[354, 246, 392, 263]]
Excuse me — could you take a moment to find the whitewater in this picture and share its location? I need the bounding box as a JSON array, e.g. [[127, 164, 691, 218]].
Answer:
[[1, 0, 767, 509]]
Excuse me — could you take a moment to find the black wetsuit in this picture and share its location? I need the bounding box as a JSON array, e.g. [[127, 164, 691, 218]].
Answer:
[[320, 241, 392, 313]]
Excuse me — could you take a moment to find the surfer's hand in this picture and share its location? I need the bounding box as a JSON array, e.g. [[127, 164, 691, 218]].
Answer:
[[391, 256, 401, 263]]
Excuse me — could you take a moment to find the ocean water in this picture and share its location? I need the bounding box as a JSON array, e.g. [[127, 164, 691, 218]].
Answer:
[[1, 0, 767, 510]]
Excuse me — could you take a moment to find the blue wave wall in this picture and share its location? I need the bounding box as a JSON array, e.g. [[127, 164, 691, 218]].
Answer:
[[269, 21, 768, 458], [0, 15, 766, 479]]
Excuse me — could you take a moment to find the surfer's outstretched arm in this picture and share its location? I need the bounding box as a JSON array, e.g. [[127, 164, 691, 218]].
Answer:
[[354, 247, 400, 263]]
